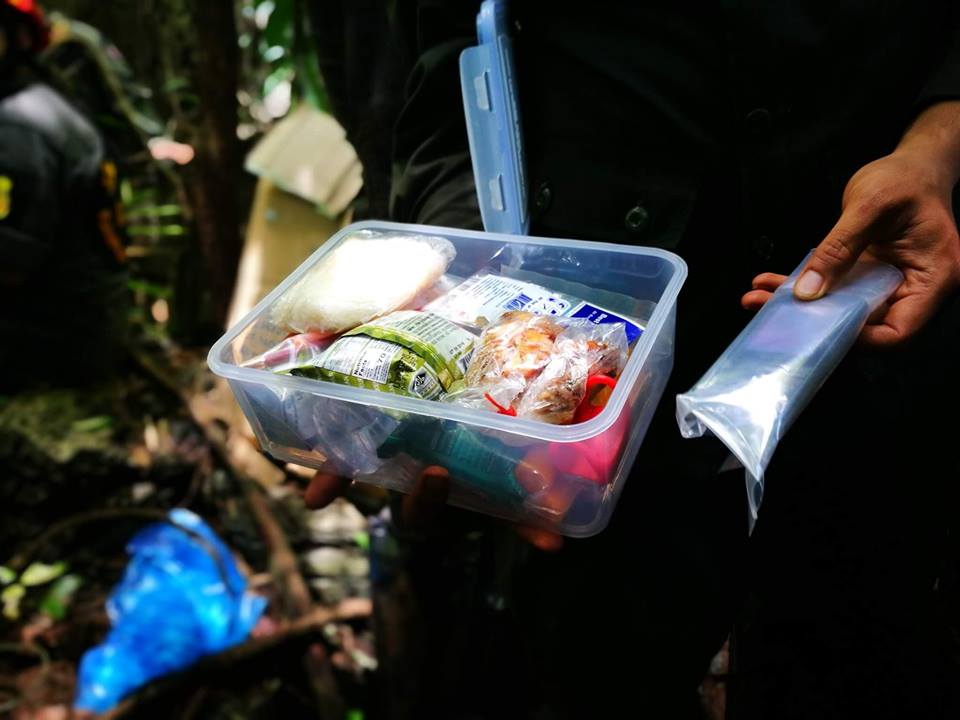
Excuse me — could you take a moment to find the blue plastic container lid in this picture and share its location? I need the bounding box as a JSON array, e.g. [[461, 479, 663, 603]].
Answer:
[[460, 0, 529, 236]]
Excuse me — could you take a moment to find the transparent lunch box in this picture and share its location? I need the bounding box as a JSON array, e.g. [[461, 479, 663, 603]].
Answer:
[[209, 220, 686, 537]]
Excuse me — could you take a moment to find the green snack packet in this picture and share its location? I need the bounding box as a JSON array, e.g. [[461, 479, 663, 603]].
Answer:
[[344, 311, 475, 391], [294, 335, 444, 400]]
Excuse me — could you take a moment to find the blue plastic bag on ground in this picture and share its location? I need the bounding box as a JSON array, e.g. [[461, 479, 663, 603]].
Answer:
[[74, 509, 266, 713]]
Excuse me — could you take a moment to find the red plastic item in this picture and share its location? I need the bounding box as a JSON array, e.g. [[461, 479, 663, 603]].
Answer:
[[484, 392, 517, 416], [550, 410, 629, 484], [550, 376, 627, 484], [573, 375, 617, 424]]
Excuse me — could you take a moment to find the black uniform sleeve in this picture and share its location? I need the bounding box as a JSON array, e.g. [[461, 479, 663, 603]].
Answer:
[[389, 1, 482, 229], [917, 5, 960, 108], [77, 156, 127, 266], [0, 79, 126, 291], [0, 123, 60, 285]]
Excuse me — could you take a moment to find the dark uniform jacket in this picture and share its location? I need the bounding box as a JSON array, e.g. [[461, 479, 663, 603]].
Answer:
[[378, 3, 960, 718], [393, 1, 960, 248], [0, 76, 126, 390]]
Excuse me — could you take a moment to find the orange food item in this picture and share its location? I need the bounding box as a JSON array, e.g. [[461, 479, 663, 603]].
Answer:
[[516, 446, 579, 517], [465, 311, 565, 385], [458, 311, 628, 425]]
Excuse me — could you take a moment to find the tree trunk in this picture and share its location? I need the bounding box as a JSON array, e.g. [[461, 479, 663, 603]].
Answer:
[[164, 0, 243, 329], [50, 0, 244, 330]]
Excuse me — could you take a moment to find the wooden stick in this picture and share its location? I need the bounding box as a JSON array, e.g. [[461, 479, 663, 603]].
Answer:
[[102, 602, 369, 719]]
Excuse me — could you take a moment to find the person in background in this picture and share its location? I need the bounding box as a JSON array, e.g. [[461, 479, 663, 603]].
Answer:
[[310, 2, 960, 718], [308, 0, 410, 219], [0, 0, 127, 394]]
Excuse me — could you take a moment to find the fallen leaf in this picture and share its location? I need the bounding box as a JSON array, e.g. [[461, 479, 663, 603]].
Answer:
[[2, 583, 25, 620], [20, 563, 68, 588]]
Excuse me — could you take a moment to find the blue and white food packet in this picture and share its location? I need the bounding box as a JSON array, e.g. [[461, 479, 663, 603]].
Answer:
[[426, 270, 644, 345]]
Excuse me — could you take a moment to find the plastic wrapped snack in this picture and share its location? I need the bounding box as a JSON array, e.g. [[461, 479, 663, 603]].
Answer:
[[343, 311, 475, 390], [271, 230, 456, 335], [676, 254, 903, 523], [466, 311, 565, 387], [426, 270, 644, 344], [294, 336, 444, 400], [516, 322, 627, 424], [283, 388, 400, 476], [449, 311, 629, 424], [290, 311, 476, 400]]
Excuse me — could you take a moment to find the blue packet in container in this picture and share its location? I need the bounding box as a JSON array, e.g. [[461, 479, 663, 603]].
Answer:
[[460, 0, 528, 235]]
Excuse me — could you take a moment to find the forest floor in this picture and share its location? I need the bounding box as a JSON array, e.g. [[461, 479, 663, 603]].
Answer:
[[0, 346, 380, 719], [0, 344, 729, 720]]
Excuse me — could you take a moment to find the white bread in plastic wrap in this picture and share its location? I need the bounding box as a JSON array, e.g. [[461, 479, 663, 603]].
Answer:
[[271, 231, 456, 335]]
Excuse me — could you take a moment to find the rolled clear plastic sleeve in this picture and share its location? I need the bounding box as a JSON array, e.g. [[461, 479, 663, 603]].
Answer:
[[676, 253, 903, 524]]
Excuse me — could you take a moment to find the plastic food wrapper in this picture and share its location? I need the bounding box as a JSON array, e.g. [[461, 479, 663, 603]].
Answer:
[[517, 322, 626, 424], [290, 311, 475, 400], [280, 385, 400, 476], [74, 509, 266, 713], [448, 311, 628, 425], [380, 422, 528, 505], [271, 230, 456, 335], [501, 265, 658, 330], [241, 331, 329, 373], [378, 422, 589, 519], [425, 269, 644, 344], [676, 255, 903, 524], [295, 336, 445, 400], [343, 311, 475, 390], [240, 277, 461, 374]]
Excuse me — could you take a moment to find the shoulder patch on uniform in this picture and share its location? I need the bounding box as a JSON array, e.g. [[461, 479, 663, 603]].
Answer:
[[0, 176, 12, 220]]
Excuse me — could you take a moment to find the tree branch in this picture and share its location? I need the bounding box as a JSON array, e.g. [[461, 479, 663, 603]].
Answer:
[[102, 601, 370, 719]]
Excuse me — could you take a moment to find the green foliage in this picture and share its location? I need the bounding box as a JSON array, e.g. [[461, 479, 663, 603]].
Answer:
[[39, 574, 84, 621], [250, 0, 328, 113], [2, 584, 25, 620], [263, 64, 294, 98], [127, 279, 173, 299], [20, 562, 68, 588], [353, 531, 370, 553], [127, 224, 187, 237], [0, 562, 71, 621], [71, 415, 115, 434], [125, 204, 182, 219], [263, 0, 294, 49], [162, 76, 192, 94]]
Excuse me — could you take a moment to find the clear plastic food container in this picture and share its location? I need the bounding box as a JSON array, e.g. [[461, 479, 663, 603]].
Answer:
[[209, 221, 686, 537]]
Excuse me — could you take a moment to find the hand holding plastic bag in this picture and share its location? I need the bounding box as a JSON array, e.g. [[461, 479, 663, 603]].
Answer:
[[676, 254, 902, 523]]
